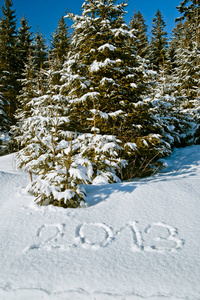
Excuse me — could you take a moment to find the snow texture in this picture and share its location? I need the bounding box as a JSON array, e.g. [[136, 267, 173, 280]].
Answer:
[[98, 43, 116, 52], [90, 59, 121, 72], [0, 145, 200, 299]]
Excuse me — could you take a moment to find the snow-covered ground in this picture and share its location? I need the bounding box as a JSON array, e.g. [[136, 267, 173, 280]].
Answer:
[[0, 145, 200, 300]]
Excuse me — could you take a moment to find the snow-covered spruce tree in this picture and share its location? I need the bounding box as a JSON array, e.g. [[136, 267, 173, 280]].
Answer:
[[173, 10, 200, 105], [11, 49, 39, 149], [177, 0, 200, 39], [16, 55, 90, 208], [167, 21, 184, 74], [172, 0, 200, 143], [149, 86, 196, 150], [0, 0, 19, 126], [147, 16, 197, 150], [60, 0, 171, 181], [7, 16, 34, 152], [149, 9, 168, 72], [174, 27, 200, 103], [146, 9, 199, 150]]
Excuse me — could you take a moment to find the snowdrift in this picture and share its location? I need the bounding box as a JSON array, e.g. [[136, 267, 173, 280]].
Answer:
[[0, 145, 200, 300]]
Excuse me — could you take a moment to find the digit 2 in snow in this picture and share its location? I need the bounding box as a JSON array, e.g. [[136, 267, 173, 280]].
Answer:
[[25, 221, 185, 253]]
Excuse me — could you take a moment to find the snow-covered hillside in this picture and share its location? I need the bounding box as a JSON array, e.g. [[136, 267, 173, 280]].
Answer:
[[0, 145, 200, 300]]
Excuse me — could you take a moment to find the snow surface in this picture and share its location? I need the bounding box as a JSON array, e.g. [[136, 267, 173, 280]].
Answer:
[[0, 145, 200, 300]]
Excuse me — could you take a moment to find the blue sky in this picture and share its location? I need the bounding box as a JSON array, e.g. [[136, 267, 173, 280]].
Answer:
[[0, 0, 181, 43]]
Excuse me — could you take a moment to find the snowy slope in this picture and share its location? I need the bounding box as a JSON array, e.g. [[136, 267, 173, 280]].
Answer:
[[0, 145, 200, 300]]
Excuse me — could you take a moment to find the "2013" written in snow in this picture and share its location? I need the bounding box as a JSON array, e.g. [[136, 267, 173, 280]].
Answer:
[[24, 221, 185, 253]]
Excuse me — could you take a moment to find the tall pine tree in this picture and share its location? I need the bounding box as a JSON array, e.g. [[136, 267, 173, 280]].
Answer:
[[0, 0, 19, 125], [149, 9, 168, 71], [60, 0, 170, 181], [33, 28, 48, 93], [12, 49, 39, 145], [129, 10, 149, 59], [17, 16, 33, 78], [173, 0, 200, 103], [51, 16, 70, 65], [177, 0, 200, 43], [172, 0, 200, 143], [33, 28, 48, 71], [50, 16, 70, 86]]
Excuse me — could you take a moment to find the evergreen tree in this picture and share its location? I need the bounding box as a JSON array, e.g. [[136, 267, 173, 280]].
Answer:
[[60, 0, 170, 181], [33, 28, 48, 71], [16, 58, 88, 208], [129, 10, 149, 58], [0, 0, 19, 123], [15, 0, 188, 208], [17, 16, 33, 76], [173, 17, 200, 103], [50, 16, 70, 86], [62, 0, 149, 136], [149, 9, 168, 71], [51, 16, 70, 65], [33, 28, 48, 93], [150, 93, 196, 148], [13, 50, 39, 132], [148, 5, 198, 150], [167, 21, 183, 73], [177, 0, 200, 43], [170, 0, 200, 143]]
